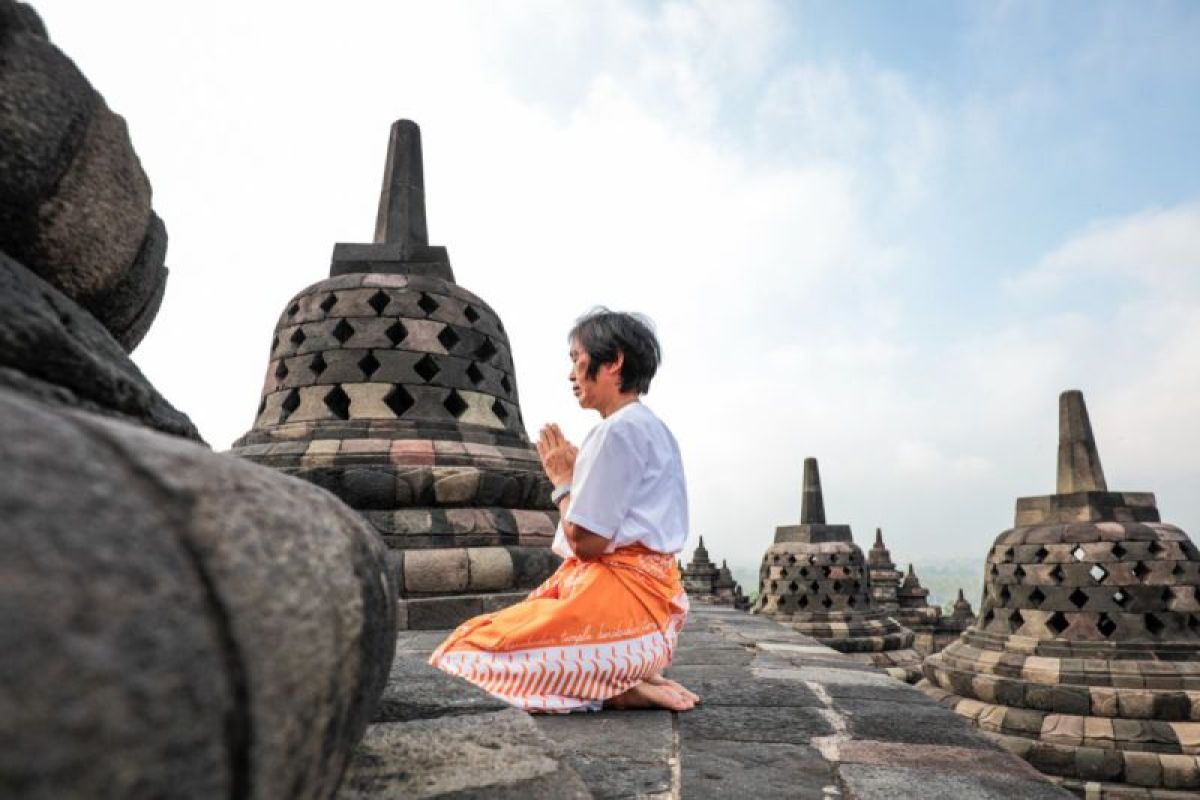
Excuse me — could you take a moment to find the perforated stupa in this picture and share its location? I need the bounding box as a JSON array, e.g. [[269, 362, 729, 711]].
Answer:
[[921, 390, 1200, 796], [232, 120, 558, 629], [754, 458, 923, 681]]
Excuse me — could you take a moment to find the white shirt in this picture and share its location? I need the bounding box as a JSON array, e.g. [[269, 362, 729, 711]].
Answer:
[[551, 401, 689, 559]]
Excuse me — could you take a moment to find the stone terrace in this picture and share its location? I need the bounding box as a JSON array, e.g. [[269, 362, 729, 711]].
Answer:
[[340, 606, 1071, 799]]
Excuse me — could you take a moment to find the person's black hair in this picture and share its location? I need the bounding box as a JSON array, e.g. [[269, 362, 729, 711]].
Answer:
[[568, 307, 661, 395]]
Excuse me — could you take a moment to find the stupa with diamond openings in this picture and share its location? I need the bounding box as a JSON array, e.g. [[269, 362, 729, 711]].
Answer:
[[754, 457, 924, 682], [232, 120, 559, 629], [921, 390, 1200, 796]]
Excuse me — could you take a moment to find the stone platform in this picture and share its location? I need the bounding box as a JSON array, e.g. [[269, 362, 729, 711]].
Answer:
[[341, 606, 1070, 798]]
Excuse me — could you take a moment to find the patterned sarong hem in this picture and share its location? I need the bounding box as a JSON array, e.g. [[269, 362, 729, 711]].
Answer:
[[430, 544, 688, 713]]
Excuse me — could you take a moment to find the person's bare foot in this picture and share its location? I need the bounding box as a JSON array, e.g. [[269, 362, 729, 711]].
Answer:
[[645, 672, 700, 703], [605, 680, 697, 711]]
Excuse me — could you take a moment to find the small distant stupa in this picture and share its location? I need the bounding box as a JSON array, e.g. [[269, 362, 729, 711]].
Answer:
[[231, 121, 559, 629], [754, 458, 923, 682], [682, 538, 750, 610], [921, 390, 1200, 796], [868, 529, 975, 655], [867, 528, 903, 610]]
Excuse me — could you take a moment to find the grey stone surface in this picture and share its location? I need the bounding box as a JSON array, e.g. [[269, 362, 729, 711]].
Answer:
[[372, 653, 509, 723], [839, 696, 1000, 748], [669, 646, 755, 667], [340, 710, 590, 800], [681, 739, 836, 799], [681, 704, 836, 744], [0, 2, 166, 350], [839, 764, 1068, 800], [661, 675, 824, 708], [535, 713, 674, 798], [0, 389, 396, 799]]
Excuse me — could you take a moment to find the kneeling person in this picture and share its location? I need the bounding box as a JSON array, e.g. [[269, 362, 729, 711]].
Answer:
[[430, 308, 697, 712]]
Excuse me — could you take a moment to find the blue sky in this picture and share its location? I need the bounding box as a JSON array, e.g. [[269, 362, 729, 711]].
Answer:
[[35, 1, 1200, 588]]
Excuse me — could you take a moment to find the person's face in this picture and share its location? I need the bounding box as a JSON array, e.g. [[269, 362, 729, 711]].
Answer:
[[568, 339, 621, 411]]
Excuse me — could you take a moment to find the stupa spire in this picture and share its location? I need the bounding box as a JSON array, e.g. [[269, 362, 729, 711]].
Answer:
[[800, 457, 826, 524], [1056, 389, 1107, 493], [330, 119, 453, 281], [374, 120, 429, 249]]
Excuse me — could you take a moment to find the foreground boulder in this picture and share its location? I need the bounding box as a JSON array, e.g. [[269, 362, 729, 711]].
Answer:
[[0, 387, 397, 798]]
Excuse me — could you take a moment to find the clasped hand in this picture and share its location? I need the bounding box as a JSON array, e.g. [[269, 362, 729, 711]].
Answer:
[[536, 423, 576, 489]]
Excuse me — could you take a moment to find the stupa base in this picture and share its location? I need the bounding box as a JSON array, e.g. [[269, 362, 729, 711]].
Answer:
[[399, 590, 530, 630], [1050, 775, 1200, 799], [920, 682, 1200, 794], [842, 648, 925, 683]]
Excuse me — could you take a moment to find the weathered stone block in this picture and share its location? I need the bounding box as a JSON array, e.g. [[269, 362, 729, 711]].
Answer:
[[434, 467, 481, 504], [405, 595, 484, 630], [468, 547, 514, 591], [1160, 753, 1200, 789], [405, 548, 469, 593], [1123, 751, 1164, 787]]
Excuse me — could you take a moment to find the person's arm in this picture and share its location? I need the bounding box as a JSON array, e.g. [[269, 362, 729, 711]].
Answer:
[[552, 493, 610, 559], [537, 423, 611, 560]]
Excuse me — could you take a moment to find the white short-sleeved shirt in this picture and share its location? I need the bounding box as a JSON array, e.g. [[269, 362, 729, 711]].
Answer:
[[551, 401, 689, 559]]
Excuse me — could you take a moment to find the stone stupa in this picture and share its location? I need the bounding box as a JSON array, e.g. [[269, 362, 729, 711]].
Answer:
[[232, 120, 559, 629], [754, 458, 924, 681], [921, 390, 1200, 796], [682, 538, 750, 609], [868, 527, 903, 610]]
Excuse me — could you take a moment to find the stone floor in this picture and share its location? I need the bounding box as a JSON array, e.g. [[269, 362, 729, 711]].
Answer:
[[339, 605, 1071, 799]]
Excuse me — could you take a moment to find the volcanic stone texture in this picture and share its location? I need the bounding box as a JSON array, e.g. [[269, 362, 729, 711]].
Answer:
[[755, 458, 923, 682], [0, 1, 168, 350], [0, 251, 200, 440], [0, 388, 396, 799], [921, 391, 1200, 798]]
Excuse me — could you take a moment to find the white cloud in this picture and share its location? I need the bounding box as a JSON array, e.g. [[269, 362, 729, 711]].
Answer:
[[1011, 203, 1200, 295]]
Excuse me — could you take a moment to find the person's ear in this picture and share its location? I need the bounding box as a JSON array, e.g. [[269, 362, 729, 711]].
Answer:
[[605, 350, 625, 381]]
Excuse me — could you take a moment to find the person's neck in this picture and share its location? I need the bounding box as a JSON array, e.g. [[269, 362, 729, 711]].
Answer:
[[597, 392, 640, 419]]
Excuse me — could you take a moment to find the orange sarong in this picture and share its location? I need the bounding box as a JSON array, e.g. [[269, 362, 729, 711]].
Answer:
[[429, 544, 689, 713]]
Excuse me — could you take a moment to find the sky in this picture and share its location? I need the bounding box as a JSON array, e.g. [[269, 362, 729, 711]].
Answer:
[[34, 0, 1200, 590]]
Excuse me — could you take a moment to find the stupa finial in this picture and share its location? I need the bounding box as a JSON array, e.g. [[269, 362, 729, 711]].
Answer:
[[800, 457, 826, 524], [874, 527, 884, 546], [330, 118, 453, 280], [374, 120, 429, 249], [1057, 390, 1107, 494]]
